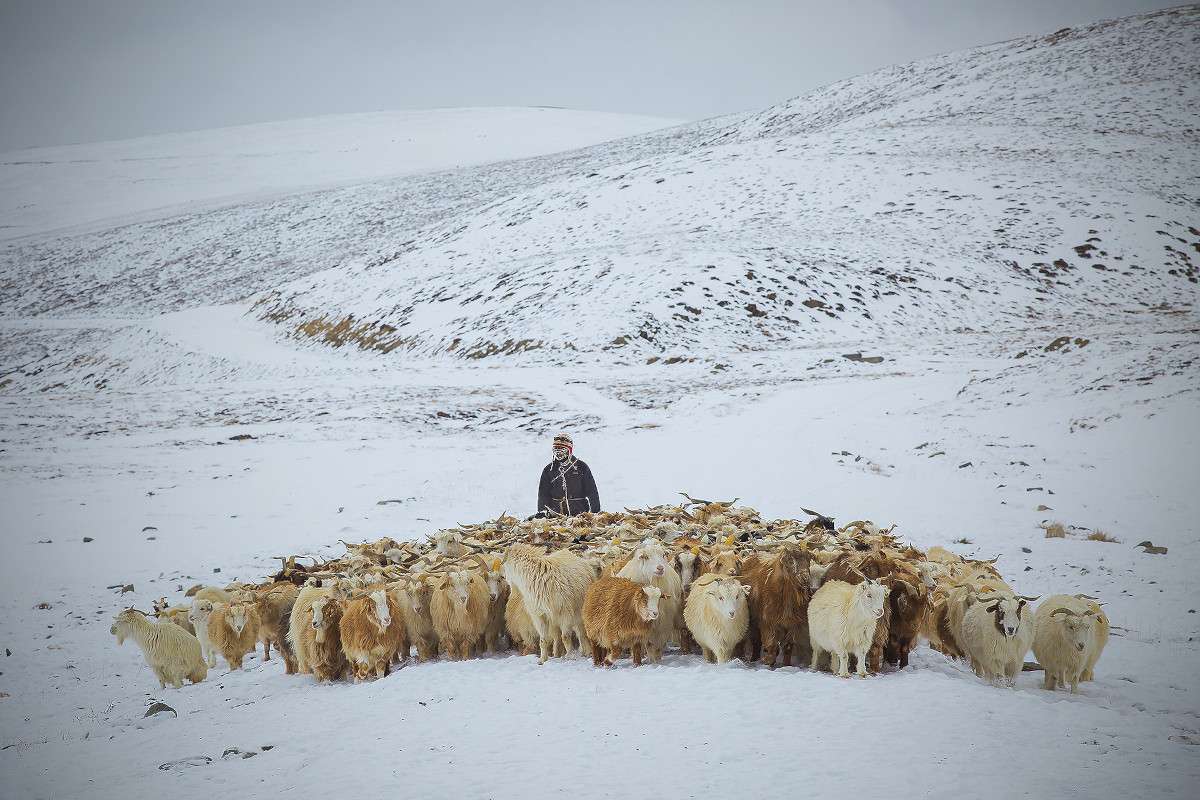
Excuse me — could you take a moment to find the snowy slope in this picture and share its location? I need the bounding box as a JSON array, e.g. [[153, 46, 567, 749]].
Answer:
[[0, 6, 1198, 800], [5, 9, 1193, 363], [0, 107, 680, 241]]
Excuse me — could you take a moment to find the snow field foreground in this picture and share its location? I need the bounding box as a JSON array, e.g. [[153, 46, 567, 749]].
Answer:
[[1, 318, 1197, 798]]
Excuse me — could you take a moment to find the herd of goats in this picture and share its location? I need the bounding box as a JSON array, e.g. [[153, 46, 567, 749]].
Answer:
[[110, 495, 1108, 693]]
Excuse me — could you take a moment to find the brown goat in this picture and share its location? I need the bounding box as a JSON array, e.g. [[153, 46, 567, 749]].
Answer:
[[309, 596, 349, 682], [582, 576, 663, 667], [883, 566, 929, 669], [255, 582, 299, 662], [699, 549, 741, 579], [207, 601, 262, 670], [741, 544, 812, 668]]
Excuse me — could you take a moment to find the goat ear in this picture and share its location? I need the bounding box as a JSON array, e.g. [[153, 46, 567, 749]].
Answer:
[[986, 603, 1001, 613]]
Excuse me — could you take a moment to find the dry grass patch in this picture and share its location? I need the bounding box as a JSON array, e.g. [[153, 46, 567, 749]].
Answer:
[[1086, 529, 1120, 543], [1043, 522, 1067, 538]]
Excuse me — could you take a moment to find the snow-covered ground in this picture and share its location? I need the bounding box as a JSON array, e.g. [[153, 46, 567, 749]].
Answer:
[[1, 5, 1199, 799]]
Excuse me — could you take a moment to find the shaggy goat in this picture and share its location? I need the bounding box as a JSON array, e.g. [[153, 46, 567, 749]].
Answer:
[[111, 608, 207, 689], [808, 578, 889, 678], [287, 577, 347, 674], [505, 587, 540, 656], [582, 576, 663, 667], [741, 544, 812, 668], [401, 575, 440, 661], [683, 574, 750, 664], [615, 539, 682, 662], [187, 599, 220, 668], [476, 558, 510, 653], [340, 587, 406, 680], [207, 600, 262, 670], [1032, 594, 1108, 693], [959, 592, 1036, 686], [430, 570, 490, 661], [304, 595, 349, 681], [502, 544, 595, 664], [254, 582, 299, 662]]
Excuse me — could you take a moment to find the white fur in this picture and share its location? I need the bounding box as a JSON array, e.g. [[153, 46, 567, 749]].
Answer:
[[959, 593, 1035, 687], [111, 609, 207, 689], [187, 599, 219, 668], [683, 574, 750, 663], [808, 579, 889, 678], [502, 544, 595, 664], [1032, 595, 1108, 693]]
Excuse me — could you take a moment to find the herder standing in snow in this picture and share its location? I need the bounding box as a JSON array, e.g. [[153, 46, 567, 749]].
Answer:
[[537, 433, 600, 516]]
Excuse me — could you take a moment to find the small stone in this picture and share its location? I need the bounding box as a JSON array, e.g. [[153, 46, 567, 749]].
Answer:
[[83, 537, 94, 543], [1021, 547, 1032, 553], [144, 702, 177, 718], [213, 567, 221, 573]]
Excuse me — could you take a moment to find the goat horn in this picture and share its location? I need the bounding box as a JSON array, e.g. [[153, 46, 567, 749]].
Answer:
[[1015, 595, 1040, 602], [1073, 594, 1099, 600], [1050, 608, 1079, 617]]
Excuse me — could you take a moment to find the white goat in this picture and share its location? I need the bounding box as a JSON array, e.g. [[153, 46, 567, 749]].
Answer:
[[111, 608, 207, 689], [502, 544, 595, 664], [808, 578, 889, 678], [959, 592, 1037, 687], [683, 574, 750, 663], [187, 599, 219, 668], [1032, 594, 1108, 693]]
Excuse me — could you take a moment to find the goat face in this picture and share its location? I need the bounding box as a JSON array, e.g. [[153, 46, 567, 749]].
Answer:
[[676, 551, 698, 585], [228, 603, 250, 635], [432, 530, 462, 555], [708, 551, 740, 577], [482, 569, 505, 602], [368, 589, 392, 630], [1064, 617, 1093, 652], [310, 597, 331, 634], [710, 580, 747, 621], [986, 597, 1025, 638], [633, 540, 670, 579], [188, 600, 214, 627], [858, 579, 889, 619], [447, 571, 473, 606], [406, 579, 434, 615], [639, 586, 664, 622], [1052, 609, 1096, 652]]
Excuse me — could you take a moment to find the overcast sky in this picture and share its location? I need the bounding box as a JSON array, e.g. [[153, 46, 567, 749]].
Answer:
[[0, 0, 1176, 151]]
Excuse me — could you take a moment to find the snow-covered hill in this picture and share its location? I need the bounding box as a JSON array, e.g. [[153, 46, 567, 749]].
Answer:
[[0, 106, 680, 241], [3, 8, 1195, 370]]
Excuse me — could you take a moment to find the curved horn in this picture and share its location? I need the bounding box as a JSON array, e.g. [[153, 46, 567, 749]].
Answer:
[[1015, 595, 1040, 602], [1073, 594, 1099, 600], [1050, 608, 1079, 617]]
